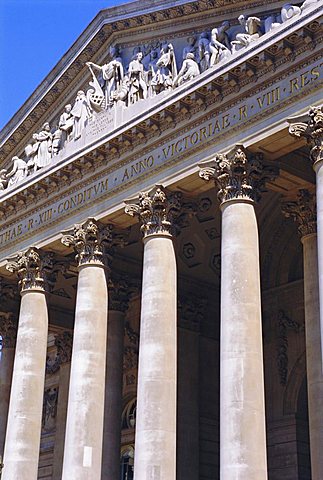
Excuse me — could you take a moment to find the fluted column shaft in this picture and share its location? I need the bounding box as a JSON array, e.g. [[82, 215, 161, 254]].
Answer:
[[125, 185, 181, 480], [220, 200, 267, 480], [315, 161, 323, 362], [2, 248, 51, 480], [102, 286, 128, 480], [61, 218, 111, 480]]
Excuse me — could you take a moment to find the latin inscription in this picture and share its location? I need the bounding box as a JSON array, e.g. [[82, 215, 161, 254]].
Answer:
[[0, 60, 322, 250]]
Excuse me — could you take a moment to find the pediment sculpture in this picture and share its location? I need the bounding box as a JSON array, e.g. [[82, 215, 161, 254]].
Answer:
[[0, 0, 318, 192]]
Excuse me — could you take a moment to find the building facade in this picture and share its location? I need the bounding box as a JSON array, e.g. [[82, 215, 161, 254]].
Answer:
[[0, 0, 322, 479]]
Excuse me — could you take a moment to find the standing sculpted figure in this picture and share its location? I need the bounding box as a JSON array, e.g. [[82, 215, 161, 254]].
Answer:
[[182, 35, 197, 61], [198, 32, 211, 72], [173, 52, 200, 87], [6, 156, 28, 187], [32, 122, 53, 169], [209, 28, 231, 66], [86, 45, 124, 108], [231, 14, 262, 52], [152, 43, 177, 94], [128, 52, 148, 104], [59, 104, 73, 143], [71, 90, 93, 140]]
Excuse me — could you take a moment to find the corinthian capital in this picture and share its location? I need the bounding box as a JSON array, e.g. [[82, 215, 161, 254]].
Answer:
[[125, 185, 182, 237], [6, 247, 54, 292], [288, 105, 323, 166], [0, 312, 17, 348], [61, 218, 112, 266], [281, 189, 316, 238], [199, 144, 278, 204]]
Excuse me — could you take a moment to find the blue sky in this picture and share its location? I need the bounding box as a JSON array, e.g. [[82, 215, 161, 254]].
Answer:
[[0, 0, 130, 130]]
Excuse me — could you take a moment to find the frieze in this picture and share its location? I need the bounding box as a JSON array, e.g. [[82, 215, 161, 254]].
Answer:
[[0, 57, 322, 258]]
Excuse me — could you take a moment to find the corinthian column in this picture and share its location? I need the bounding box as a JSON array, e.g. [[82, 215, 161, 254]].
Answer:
[[288, 105, 323, 363], [0, 313, 16, 458], [282, 189, 323, 480], [61, 219, 111, 480], [102, 277, 128, 480], [125, 185, 182, 480], [2, 248, 52, 480], [199, 145, 276, 480]]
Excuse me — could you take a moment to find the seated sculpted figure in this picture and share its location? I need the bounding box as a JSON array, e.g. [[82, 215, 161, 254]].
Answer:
[[152, 43, 177, 94], [209, 28, 231, 66], [231, 14, 262, 52], [128, 52, 148, 104], [173, 52, 200, 87], [6, 156, 28, 187]]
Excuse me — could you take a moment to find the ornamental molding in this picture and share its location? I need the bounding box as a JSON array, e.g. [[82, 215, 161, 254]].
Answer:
[[108, 275, 129, 312], [46, 331, 73, 374], [199, 144, 278, 203], [61, 218, 113, 266], [2, 0, 319, 160], [0, 51, 321, 259], [125, 184, 182, 237], [288, 104, 323, 166], [281, 188, 316, 237], [276, 309, 302, 386], [6, 247, 54, 292], [0, 312, 17, 348]]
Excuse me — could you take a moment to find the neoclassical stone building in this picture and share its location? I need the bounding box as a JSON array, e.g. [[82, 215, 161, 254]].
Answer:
[[0, 0, 322, 479]]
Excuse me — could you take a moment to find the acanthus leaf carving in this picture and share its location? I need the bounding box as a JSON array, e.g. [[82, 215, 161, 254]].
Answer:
[[288, 105, 323, 165], [61, 218, 112, 266], [281, 189, 316, 238], [6, 247, 54, 292], [125, 184, 182, 237], [199, 144, 278, 204]]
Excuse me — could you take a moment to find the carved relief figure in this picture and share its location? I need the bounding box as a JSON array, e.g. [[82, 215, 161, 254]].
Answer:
[[32, 122, 53, 169], [231, 14, 262, 52], [58, 104, 73, 146], [6, 156, 28, 187], [0, 170, 7, 190], [87, 45, 124, 109], [198, 32, 211, 72], [128, 52, 148, 104], [281, 3, 301, 22], [174, 52, 200, 86], [153, 43, 177, 94], [71, 90, 93, 140], [209, 28, 231, 66], [182, 35, 197, 61], [110, 75, 130, 106]]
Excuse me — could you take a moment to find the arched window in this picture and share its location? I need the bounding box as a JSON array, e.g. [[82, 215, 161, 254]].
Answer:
[[121, 398, 136, 430], [120, 445, 134, 480]]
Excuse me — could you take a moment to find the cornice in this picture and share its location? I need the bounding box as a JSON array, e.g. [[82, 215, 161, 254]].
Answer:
[[0, 0, 303, 160]]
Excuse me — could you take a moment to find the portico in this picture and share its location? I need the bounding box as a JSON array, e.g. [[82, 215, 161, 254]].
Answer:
[[0, 0, 322, 479]]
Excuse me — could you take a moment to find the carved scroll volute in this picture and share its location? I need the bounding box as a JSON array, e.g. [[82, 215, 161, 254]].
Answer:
[[288, 105, 323, 166], [199, 144, 278, 204], [281, 189, 316, 238], [61, 218, 112, 267], [6, 247, 54, 292], [125, 184, 182, 238]]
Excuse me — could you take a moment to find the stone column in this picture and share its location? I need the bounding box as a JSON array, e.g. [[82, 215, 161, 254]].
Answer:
[[125, 185, 182, 480], [61, 219, 111, 480], [0, 313, 16, 458], [282, 189, 323, 480], [199, 145, 276, 480], [102, 277, 128, 480], [51, 331, 73, 480], [288, 105, 323, 363], [2, 248, 52, 480]]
